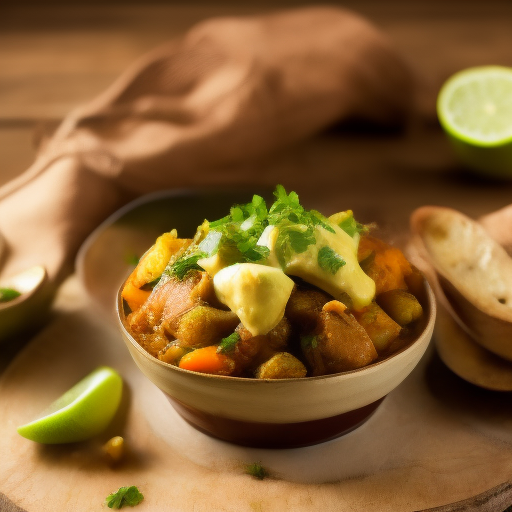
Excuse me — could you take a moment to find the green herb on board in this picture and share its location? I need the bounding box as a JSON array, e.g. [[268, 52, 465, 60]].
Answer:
[[245, 462, 269, 480], [106, 486, 144, 509]]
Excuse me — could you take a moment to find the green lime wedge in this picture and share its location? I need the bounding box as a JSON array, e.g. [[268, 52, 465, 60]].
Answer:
[[17, 366, 122, 444], [437, 66, 512, 177]]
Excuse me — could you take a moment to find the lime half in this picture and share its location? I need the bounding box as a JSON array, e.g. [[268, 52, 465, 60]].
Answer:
[[437, 66, 512, 177], [17, 366, 123, 444]]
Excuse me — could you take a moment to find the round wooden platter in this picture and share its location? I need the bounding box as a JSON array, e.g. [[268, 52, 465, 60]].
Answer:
[[1, 277, 512, 512], [2, 191, 512, 511]]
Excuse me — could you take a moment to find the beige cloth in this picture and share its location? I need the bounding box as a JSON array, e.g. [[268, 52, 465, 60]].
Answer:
[[0, 6, 413, 290]]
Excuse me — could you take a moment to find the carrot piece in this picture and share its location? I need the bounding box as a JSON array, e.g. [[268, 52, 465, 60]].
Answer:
[[358, 236, 412, 295], [178, 346, 235, 375], [121, 281, 151, 312]]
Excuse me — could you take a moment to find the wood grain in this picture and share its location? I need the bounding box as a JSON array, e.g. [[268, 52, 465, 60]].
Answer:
[[1, 2, 512, 509], [1, 277, 512, 511]]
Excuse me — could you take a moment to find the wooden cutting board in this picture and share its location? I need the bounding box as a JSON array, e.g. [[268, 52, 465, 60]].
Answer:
[[1, 276, 512, 512]]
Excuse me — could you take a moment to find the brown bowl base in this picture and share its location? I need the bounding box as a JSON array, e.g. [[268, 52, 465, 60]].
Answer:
[[167, 395, 385, 449]]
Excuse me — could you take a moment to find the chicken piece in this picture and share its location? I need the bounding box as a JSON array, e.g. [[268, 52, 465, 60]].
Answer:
[[353, 301, 401, 353], [128, 271, 215, 335], [255, 352, 307, 379], [285, 288, 332, 331], [189, 270, 221, 307], [170, 305, 239, 348], [128, 272, 202, 333], [121, 232, 192, 311], [302, 309, 377, 376], [232, 317, 293, 373]]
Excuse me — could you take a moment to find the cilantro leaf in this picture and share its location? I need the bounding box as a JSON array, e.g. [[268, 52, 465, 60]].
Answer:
[[245, 462, 269, 480], [336, 211, 367, 237], [163, 186, 365, 281], [106, 486, 144, 509], [217, 332, 240, 354], [140, 276, 161, 291], [268, 186, 337, 268], [273, 223, 315, 269], [300, 334, 318, 350], [207, 194, 269, 265], [169, 252, 207, 280], [0, 288, 21, 303], [309, 210, 335, 234], [318, 246, 346, 275]]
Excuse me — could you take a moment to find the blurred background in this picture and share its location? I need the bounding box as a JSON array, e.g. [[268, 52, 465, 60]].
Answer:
[[1, 0, 512, 232]]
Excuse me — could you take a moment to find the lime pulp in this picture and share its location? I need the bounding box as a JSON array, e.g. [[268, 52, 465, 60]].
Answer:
[[437, 66, 512, 177]]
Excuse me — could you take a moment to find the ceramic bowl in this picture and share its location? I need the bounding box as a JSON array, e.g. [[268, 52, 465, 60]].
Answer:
[[116, 278, 436, 449]]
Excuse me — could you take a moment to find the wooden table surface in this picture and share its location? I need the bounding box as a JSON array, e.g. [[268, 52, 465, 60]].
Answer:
[[1, 1, 512, 510], [2, 0, 512, 221]]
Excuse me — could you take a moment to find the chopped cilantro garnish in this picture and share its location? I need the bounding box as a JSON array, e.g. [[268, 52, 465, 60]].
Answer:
[[300, 334, 318, 350], [169, 252, 206, 280], [0, 287, 21, 303], [198, 230, 222, 255], [217, 332, 240, 354], [207, 193, 270, 265], [318, 246, 346, 275], [268, 185, 336, 268], [335, 210, 367, 238], [140, 276, 161, 291], [245, 462, 269, 480], [106, 486, 144, 509], [166, 186, 365, 279]]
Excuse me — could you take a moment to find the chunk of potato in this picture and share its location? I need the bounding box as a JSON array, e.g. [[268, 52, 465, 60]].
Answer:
[[255, 352, 307, 379], [135, 331, 170, 358], [377, 289, 423, 326], [132, 232, 191, 288], [158, 340, 189, 365], [353, 301, 401, 353], [172, 305, 239, 348]]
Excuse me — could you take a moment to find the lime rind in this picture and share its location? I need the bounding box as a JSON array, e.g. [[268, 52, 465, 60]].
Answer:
[[437, 66, 512, 147], [17, 366, 123, 444]]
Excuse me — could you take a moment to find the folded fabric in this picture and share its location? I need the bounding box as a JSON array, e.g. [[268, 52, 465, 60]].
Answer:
[[0, 6, 413, 298]]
